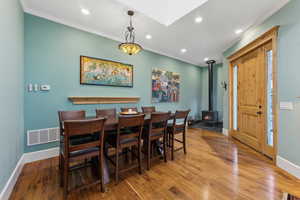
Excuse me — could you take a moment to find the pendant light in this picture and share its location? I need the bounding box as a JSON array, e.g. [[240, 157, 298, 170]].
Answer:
[[119, 10, 142, 55]]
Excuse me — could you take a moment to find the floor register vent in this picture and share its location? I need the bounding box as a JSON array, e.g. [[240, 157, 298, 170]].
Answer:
[[27, 127, 60, 146]]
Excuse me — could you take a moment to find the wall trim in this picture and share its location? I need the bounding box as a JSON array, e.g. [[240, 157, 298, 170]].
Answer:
[[222, 128, 229, 136], [277, 156, 300, 179], [0, 155, 25, 200], [23, 147, 59, 163], [0, 147, 59, 200]]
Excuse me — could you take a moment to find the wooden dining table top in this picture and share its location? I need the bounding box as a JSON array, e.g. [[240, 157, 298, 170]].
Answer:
[[86, 112, 175, 131]]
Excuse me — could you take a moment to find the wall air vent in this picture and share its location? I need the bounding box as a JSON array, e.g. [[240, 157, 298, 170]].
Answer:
[[27, 127, 60, 146]]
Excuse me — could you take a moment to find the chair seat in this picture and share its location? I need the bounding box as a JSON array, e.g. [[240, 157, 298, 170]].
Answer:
[[69, 147, 99, 158], [107, 133, 138, 147], [120, 138, 138, 145], [61, 146, 99, 158], [167, 122, 184, 127], [150, 132, 164, 137]]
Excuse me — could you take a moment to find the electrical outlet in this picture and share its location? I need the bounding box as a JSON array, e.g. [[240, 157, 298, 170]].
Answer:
[[280, 102, 293, 110]]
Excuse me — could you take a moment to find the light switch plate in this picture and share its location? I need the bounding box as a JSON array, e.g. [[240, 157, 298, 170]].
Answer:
[[280, 102, 294, 110], [40, 85, 50, 91]]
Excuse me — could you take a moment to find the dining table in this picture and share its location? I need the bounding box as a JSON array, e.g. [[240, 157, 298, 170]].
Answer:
[[86, 112, 175, 184]]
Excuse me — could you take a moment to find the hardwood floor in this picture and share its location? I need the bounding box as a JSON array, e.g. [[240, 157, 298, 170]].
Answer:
[[10, 128, 300, 200]]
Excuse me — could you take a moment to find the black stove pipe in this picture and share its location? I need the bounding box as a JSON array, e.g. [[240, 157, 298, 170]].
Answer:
[[206, 60, 216, 111]]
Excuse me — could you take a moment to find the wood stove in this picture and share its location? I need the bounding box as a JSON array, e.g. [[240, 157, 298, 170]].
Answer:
[[202, 60, 218, 123], [202, 111, 218, 122]]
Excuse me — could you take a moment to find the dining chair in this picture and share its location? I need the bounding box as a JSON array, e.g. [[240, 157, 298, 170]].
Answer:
[[120, 107, 138, 112], [144, 112, 170, 170], [141, 106, 156, 114], [58, 110, 91, 170], [167, 110, 191, 160], [96, 108, 117, 120], [107, 114, 145, 184], [60, 118, 107, 200], [95, 108, 118, 157]]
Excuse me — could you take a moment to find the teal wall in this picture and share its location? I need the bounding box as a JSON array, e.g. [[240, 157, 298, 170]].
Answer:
[[0, 0, 24, 192], [24, 14, 203, 153], [223, 0, 300, 165]]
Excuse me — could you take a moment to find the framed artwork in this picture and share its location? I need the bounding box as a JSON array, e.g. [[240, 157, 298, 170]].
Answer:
[[152, 68, 180, 103], [80, 56, 133, 87]]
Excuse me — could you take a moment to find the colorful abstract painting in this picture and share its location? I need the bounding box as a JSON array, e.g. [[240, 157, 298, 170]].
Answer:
[[80, 56, 133, 87], [152, 69, 180, 103]]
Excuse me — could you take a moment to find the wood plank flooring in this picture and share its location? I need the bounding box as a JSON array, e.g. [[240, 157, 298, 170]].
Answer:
[[10, 128, 300, 200]]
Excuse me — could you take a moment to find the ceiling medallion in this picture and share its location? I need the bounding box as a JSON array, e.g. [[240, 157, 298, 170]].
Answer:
[[119, 10, 142, 55]]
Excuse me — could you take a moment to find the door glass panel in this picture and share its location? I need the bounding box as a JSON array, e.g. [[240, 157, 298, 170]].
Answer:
[[267, 50, 273, 146], [233, 65, 238, 130]]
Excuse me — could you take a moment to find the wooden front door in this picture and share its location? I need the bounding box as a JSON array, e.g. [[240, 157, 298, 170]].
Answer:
[[231, 46, 265, 152], [228, 27, 278, 161]]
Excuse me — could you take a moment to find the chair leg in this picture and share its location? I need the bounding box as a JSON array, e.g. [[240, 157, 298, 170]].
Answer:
[[99, 152, 105, 192], [147, 139, 151, 170], [183, 132, 187, 154], [124, 148, 129, 162], [168, 132, 171, 148], [60, 155, 63, 187], [115, 147, 119, 184], [163, 136, 167, 162], [138, 143, 142, 174], [171, 133, 174, 161], [63, 160, 68, 200], [131, 146, 135, 162], [59, 149, 62, 170]]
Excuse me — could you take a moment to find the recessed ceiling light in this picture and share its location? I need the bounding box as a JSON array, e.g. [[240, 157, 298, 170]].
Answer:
[[145, 34, 152, 39], [81, 8, 90, 15], [235, 29, 243, 34], [204, 57, 209, 61], [195, 17, 203, 23], [181, 48, 187, 53]]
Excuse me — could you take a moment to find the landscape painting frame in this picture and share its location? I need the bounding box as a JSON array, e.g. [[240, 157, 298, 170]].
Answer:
[[80, 56, 134, 88]]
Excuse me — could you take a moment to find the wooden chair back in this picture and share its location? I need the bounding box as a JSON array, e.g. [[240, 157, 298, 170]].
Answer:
[[142, 106, 156, 114], [149, 112, 170, 138], [58, 110, 86, 134], [96, 108, 117, 120], [120, 107, 138, 112], [172, 110, 191, 133], [63, 118, 106, 154], [117, 114, 145, 144]]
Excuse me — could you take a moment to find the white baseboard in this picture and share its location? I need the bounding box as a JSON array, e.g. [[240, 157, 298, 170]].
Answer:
[[23, 147, 59, 163], [0, 155, 25, 200], [277, 156, 300, 179], [0, 147, 59, 200], [222, 128, 229, 136]]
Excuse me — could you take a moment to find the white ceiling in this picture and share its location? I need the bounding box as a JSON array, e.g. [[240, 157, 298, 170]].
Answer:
[[114, 0, 208, 26], [21, 0, 289, 66]]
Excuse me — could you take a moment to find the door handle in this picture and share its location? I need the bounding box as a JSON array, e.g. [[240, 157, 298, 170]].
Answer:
[[257, 111, 263, 115]]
